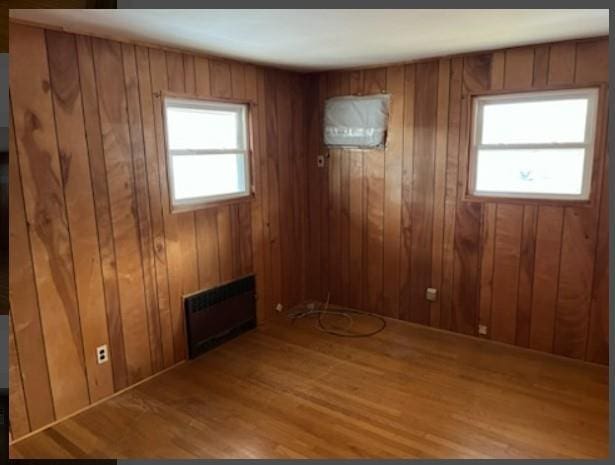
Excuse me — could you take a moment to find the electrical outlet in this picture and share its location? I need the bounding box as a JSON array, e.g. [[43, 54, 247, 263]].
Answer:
[[97, 344, 109, 364], [425, 288, 438, 302], [317, 155, 325, 168], [275, 303, 284, 312], [478, 324, 488, 335]]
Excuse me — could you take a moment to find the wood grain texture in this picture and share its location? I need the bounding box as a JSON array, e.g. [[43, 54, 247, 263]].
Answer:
[[382, 65, 403, 319], [11, 314, 609, 459], [311, 38, 608, 359], [10, 24, 311, 440], [408, 61, 438, 325], [9, 26, 609, 444], [93, 36, 153, 383], [9, 313, 31, 438], [46, 30, 115, 401], [10, 23, 90, 419], [9, 104, 56, 431]]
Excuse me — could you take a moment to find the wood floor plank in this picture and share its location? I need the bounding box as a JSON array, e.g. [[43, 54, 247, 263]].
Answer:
[[11, 315, 609, 459]]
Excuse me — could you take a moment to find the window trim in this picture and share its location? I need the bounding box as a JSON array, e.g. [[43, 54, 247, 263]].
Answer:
[[467, 87, 599, 202], [162, 93, 254, 213]]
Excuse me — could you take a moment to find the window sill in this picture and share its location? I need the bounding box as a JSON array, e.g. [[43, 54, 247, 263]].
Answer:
[[460, 192, 594, 208], [171, 193, 254, 214]]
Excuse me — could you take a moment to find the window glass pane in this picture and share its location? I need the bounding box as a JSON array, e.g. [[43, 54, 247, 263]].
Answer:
[[481, 98, 588, 144], [172, 154, 247, 200], [475, 148, 586, 195], [166, 106, 243, 150]]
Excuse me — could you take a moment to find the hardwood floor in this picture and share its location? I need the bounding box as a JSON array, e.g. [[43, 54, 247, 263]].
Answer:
[[10, 312, 609, 459]]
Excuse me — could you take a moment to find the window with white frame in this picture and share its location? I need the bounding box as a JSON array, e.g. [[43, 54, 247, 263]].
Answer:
[[469, 88, 599, 201], [164, 97, 251, 211]]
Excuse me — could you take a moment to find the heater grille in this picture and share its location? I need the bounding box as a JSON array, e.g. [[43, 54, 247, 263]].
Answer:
[[184, 275, 256, 358]]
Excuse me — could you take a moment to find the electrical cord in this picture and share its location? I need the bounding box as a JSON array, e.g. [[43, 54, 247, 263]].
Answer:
[[287, 293, 386, 337]]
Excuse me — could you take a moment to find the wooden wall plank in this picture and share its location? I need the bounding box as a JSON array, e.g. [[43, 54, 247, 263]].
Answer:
[[574, 39, 608, 83], [553, 207, 597, 358], [209, 60, 233, 98], [548, 42, 575, 85], [450, 54, 490, 335], [399, 63, 415, 322], [503, 47, 534, 89], [532, 45, 550, 87], [490, 205, 523, 344], [121, 43, 164, 374], [291, 74, 309, 304], [10, 23, 91, 418], [93, 37, 153, 382], [256, 67, 274, 315], [382, 65, 404, 319], [408, 61, 438, 324], [363, 68, 387, 94], [263, 69, 283, 310], [328, 147, 341, 303], [363, 151, 385, 314], [46, 30, 115, 401], [586, 163, 609, 364], [134, 46, 174, 369], [149, 48, 184, 364], [439, 57, 462, 330], [429, 59, 450, 327], [305, 74, 323, 301], [8, 79, 56, 433], [317, 75, 330, 302], [529, 207, 564, 353], [9, 314, 31, 437], [75, 34, 129, 388], [348, 149, 364, 311], [277, 71, 297, 307], [515, 206, 537, 347]]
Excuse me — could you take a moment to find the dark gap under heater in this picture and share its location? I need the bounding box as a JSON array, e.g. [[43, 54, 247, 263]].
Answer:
[[184, 275, 256, 359]]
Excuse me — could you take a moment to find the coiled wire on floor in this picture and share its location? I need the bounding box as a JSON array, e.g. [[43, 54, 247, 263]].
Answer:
[[287, 293, 387, 337]]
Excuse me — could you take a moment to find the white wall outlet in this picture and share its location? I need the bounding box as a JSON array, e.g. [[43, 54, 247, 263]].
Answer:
[[425, 288, 438, 302], [97, 344, 109, 364], [275, 303, 284, 312], [478, 324, 488, 335], [317, 155, 325, 168]]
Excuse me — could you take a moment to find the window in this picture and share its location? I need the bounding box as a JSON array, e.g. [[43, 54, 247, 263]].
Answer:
[[469, 88, 599, 201], [164, 97, 251, 211]]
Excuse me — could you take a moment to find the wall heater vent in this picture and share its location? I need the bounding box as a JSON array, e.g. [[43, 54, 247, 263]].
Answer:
[[184, 275, 256, 359]]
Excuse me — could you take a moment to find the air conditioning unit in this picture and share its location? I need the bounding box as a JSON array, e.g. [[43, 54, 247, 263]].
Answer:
[[324, 94, 390, 148]]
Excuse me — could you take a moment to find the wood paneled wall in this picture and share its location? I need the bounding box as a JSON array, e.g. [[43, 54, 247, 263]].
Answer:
[[306, 37, 609, 364], [9, 22, 609, 442], [8, 23, 310, 439]]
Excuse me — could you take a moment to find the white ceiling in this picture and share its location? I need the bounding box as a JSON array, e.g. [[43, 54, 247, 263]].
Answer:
[[9, 9, 609, 71]]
